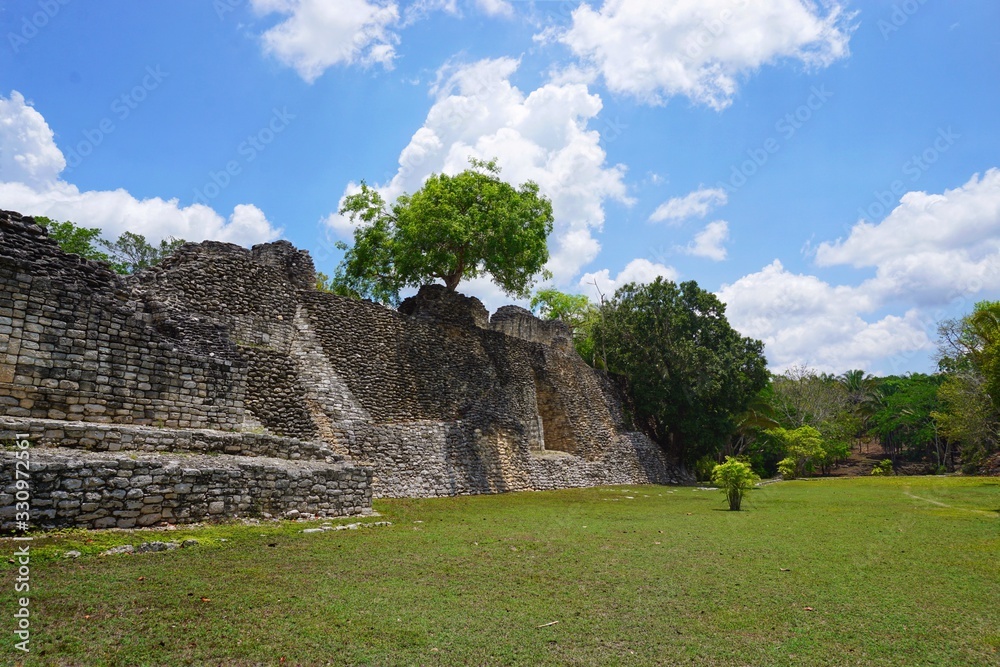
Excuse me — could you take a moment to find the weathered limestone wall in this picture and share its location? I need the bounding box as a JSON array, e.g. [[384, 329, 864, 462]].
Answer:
[[0, 416, 342, 461], [0, 447, 370, 530], [0, 210, 372, 530], [0, 214, 246, 430], [0, 207, 685, 530]]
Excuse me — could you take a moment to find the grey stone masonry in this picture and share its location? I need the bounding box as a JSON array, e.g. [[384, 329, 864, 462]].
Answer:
[[0, 416, 343, 462], [0, 448, 371, 531], [0, 210, 372, 529], [1, 207, 689, 531]]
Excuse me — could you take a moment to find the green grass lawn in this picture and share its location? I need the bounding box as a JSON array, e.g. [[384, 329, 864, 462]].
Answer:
[[2, 476, 998, 666]]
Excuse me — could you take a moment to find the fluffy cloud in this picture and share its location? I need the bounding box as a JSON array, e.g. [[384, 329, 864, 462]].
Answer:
[[578, 258, 678, 302], [251, 0, 401, 80], [719, 171, 1000, 372], [325, 57, 631, 290], [474, 0, 512, 17], [0, 91, 282, 247], [682, 220, 729, 261], [552, 0, 853, 109], [817, 169, 1000, 304], [252, 0, 515, 81], [649, 186, 727, 224], [718, 260, 931, 373], [0, 91, 65, 188]]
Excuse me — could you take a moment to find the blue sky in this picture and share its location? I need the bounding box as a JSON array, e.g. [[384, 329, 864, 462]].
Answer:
[[1, 0, 998, 375]]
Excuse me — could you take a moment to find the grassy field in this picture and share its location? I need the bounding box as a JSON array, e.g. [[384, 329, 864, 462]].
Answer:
[[2, 476, 998, 666]]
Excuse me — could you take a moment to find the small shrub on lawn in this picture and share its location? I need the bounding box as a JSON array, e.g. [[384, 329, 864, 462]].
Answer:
[[711, 457, 760, 511]]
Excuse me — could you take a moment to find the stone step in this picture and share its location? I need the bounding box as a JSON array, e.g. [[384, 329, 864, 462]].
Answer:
[[0, 446, 372, 531], [0, 415, 342, 462]]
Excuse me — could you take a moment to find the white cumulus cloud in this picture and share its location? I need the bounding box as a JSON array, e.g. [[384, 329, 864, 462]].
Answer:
[[251, 0, 518, 81], [578, 257, 678, 302], [475, 0, 512, 17], [0, 91, 282, 247], [817, 168, 1000, 304], [251, 0, 401, 80], [0, 91, 65, 188], [719, 171, 1000, 372], [324, 57, 631, 292], [551, 0, 854, 109], [649, 186, 727, 224], [718, 260, 930, 373], [682, 220, 729, 261]]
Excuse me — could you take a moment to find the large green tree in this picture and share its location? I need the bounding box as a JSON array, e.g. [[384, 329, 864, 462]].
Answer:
[[334, 158, 554, 305], [934, 301, 1000, 468], [592, 278, 769, 463]]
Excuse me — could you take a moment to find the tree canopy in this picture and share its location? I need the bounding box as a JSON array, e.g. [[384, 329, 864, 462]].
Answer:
[[933, 301, 1000, 468], [99, 231, 185, 274], [34, 216, 183, 275], [34, 216, 112, 264], [591, 278, 769, 463], [334, 158, 554, 305], [529, 288, 592, 329]]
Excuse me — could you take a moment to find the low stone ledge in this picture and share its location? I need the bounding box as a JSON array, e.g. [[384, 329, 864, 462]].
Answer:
[[0, 416, 341, 463], [0, 448, 372, 531]]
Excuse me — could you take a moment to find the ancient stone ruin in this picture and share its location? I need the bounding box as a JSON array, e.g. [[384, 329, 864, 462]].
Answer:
[[0, 209, 685, 531]]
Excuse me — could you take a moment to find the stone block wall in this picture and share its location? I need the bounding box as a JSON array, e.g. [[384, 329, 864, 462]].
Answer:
[[1, 208, 686, 531], [0, 448, 370, 531], [0, 212, 246, 430], [0, 210, 372, 529]]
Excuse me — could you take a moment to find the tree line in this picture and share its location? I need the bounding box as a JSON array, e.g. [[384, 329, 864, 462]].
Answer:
[[533, 288, 1000, 478]]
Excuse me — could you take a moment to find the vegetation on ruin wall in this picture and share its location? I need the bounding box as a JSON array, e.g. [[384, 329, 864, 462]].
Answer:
[[3, 478, 997, 666], [332, 158, 554, 306], [33, 215, 184, 274]]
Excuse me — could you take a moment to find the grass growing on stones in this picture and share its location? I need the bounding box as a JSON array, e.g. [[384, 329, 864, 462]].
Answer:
[[2, 476, 998, 666]]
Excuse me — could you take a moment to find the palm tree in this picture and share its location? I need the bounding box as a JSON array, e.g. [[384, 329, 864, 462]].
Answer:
[[840, 370, 881, 453], [726, 392, 780, 458]]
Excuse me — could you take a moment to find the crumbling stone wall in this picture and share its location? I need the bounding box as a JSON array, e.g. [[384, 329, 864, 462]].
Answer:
[[0, 208, 685, 530], [0, 213, 245, 430], [0, 447, 370, 530], [0, 210, 371, 529]]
